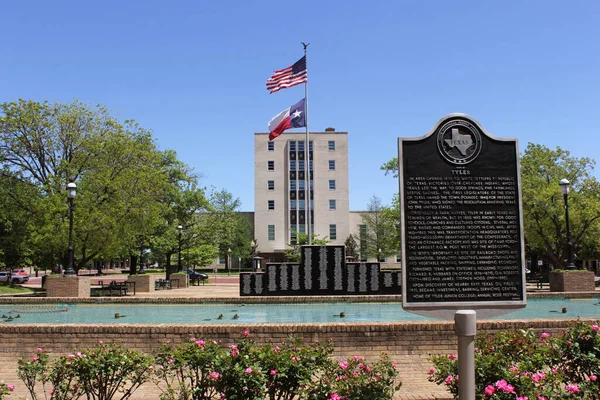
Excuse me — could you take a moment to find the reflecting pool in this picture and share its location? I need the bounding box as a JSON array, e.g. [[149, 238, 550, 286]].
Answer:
[[1, 298, 599, 325]]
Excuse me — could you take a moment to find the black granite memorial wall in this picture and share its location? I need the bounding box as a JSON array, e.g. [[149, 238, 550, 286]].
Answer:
[[239, 245, 402, 296]]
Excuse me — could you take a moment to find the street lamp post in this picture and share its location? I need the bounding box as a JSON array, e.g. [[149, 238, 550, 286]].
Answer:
[[227, 248, 232, 276], [177, 225, 183, 273], [251, 240, 256, 272], [560, 179, 577, 270], [65, 183, 77, 276]]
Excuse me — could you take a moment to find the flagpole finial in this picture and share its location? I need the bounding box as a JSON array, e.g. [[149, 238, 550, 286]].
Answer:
[[301, 42, 310, 50]]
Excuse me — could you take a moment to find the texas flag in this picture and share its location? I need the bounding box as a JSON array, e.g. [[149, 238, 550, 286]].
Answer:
[[268, 98, 306, 141]]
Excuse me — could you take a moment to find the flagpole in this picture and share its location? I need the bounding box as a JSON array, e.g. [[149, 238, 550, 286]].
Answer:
[[302, 42, 311, 246]]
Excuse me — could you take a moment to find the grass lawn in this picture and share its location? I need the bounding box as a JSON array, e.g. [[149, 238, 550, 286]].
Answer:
[[0, 285, 38, 295]]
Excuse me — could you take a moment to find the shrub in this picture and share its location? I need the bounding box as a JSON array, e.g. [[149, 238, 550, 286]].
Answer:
[[428, 321, 600, 399], [17, 342, 154, 400]]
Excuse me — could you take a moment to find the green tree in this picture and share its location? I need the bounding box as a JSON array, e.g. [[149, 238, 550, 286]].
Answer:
[[360, 196, 399, 261], [344, 234, 359, 261], [0, 99, 190, 272], [284, 233, 330, 262], [520, 143, 600, 268]]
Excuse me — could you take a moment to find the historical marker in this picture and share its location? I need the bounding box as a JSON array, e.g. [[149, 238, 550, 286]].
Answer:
[[399, 114, 526, 319]]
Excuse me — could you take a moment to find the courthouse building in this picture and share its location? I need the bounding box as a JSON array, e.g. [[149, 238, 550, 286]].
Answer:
[[250, 128, 400, 267]]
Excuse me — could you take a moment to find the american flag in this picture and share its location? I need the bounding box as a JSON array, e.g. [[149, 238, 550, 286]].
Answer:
[[266, 56, 307, 94]]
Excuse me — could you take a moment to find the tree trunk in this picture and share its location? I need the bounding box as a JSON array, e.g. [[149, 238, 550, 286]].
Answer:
[[129, 254, 138, 276]]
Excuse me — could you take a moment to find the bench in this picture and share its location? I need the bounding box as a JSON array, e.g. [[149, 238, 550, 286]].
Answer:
[[91, 281, 134, 297], [527, 272, 550, 289], [155, 279, 179, 290]]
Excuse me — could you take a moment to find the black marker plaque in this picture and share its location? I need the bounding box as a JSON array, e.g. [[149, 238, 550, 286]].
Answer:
[[400, 114, 526, 318]]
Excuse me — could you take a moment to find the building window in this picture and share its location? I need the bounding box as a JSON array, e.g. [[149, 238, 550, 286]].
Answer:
[[396, 254, 402, 263], [291, 200, 297, 209], [329, 180, 336, 190], [299, 224, 305, 234], [268, 141, 274, 151], [329, 199, 336, 210], [329, 224, 337, 240], [268, 160, 274, 171], [290, 160, 296, 171], [299, 180, 305, 190], [268, 225, 275, 241], [290, 180, 296, 190], [290, 141, 296, 151], [299, 160, 305, 171], [219, 254, 226, 264], [298, 141, 304, 152], [329, 160, 335, 170], [267, 180, 274, 190], [328, 140, 335, 151], [309, 160, 313, 170], [268, 200, 275, 210], [309, 141, 313, 151], [299, 200, 305, 210]]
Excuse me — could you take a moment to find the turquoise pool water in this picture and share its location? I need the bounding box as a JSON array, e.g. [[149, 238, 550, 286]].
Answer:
[[1, 298, 599, 324]]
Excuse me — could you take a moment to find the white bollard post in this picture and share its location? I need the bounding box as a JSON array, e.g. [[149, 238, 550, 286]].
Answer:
[[455, 310, 476, 400]]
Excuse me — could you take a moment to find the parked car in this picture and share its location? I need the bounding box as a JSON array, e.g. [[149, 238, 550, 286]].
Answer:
[[186, 269, 209, 281], [0, 271, 29, 284]]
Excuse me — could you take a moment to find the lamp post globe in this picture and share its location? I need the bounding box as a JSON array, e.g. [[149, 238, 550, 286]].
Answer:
[[65, 183, 77, 276], [227, 248, 232, 276], [560, 179, 576, 270]]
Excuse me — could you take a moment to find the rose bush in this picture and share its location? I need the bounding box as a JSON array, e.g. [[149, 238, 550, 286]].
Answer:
[[17, 342, 154, 400], [428, 320, 600, 399]]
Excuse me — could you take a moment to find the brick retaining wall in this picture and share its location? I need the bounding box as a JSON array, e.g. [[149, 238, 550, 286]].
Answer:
[[0, 318, 597, 399]]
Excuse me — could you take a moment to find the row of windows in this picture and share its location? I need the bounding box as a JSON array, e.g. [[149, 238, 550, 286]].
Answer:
[[289, 160, 313, 171], [267, 179, 335, 190], [267, 160, 335, 171], [270, 141, 333, 152], [266, 224, 336, 241], [266, 199, 336, 210]]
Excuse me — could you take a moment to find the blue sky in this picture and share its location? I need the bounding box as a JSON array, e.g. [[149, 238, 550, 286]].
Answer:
[[2, 1, 599, 211]]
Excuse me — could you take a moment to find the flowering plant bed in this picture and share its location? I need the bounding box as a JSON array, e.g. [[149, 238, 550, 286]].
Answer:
[[15, 330, 402, 400], [428, 320, 600, 399]]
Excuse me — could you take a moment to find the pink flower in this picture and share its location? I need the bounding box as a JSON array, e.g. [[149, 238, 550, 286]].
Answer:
[[67, 354, 75, 359], [352, 355, 365, 361], [538, 397, 547, 400], [290, 355, 299, 362], [245, 367, 253, 374], [516, 397, 528, 400], [158, 365, 164, 370], [338, 361, 349, 370], [270, 369, 277, 376], [448, 354, 457, 360], [274, 346, 280, 353], [242, 329, 250, 337], [591, 324, 599, 331], [148, 366, 154, 371], [566, 383, 580, 393], [540, 332, 550, 338], [167, 358, 174, 364], [444, 375, 454, 384], [36, 348, 43, 353], [98, 340, 103, 345], [330, 394, 341, 400], [30, 356, 38, 361], [484, 385, 495, 396], [229, 344, 239, 357], [392, 363, 397, 370], [495, 380, 515, 393], [590, 374, 597, 381], [195, 340, 206, 346], [209, 371, 221, 381], [76, 352, 83, 357], [509, 365, 518, 372], [5, 384, 14, 392], [531, 372, 546, 383], [427, 368, 436, 375]]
